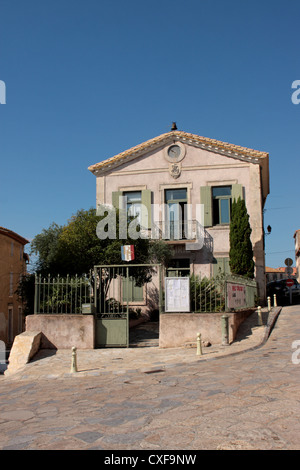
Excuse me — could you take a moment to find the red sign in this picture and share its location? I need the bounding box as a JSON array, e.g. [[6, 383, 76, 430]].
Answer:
[[286, 279, 294, 287]]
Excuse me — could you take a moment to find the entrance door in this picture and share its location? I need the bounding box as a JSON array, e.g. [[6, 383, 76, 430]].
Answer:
[[94, 265, 129, 348], [93, 264, 162, 348], [167, 259, 190, 277]]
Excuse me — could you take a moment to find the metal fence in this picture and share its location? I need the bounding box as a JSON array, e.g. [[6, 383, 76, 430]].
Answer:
[[34, 273, 93, 314], [34, 264, 163, 316], [34, 270, 257, 315], [189, 273, 257, 313]]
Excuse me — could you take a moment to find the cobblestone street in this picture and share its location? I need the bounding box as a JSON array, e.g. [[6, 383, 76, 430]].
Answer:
[[0, 305, 299, 450]]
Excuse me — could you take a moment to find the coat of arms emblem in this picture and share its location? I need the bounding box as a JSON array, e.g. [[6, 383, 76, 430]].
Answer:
[[169, 163, 181, 179]]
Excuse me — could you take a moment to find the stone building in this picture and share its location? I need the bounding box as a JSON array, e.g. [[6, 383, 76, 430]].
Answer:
[[89, 128, 269, 303], [0, 227, 29, 345]]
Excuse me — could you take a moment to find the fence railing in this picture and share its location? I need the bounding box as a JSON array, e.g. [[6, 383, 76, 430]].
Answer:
[[34, 270, 257, 315], [190, 274, 225, 313], [34, 273, 93, 314], [189, 273, 257, 313]]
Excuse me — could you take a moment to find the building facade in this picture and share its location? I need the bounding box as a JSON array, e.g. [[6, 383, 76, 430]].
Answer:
[[266, 266, 297, 283], [0, 227, 29, 345], [89, 129, 269, 304]]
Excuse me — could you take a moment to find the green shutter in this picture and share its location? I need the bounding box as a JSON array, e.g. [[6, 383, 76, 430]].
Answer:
[[200, 186, 212, 227], [224, 257, 231, 275], [141, 189, 152, 230], [123, 277, 144, 302], [112, 191, 123, 209], [231, 184, 243, 202], [213, 257, 231, 276]]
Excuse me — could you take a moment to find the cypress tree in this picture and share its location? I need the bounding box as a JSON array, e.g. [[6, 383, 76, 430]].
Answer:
[[229, 197, 255, 278]]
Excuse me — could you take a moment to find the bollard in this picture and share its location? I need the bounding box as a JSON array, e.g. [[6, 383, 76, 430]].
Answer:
[[257, 306, 263, 326], [221, 314, 229, 346], [273, 294, 277, 307], [70, 346, 77, 373], [197, 332, 202, 356], [267, 296, 271, 312]]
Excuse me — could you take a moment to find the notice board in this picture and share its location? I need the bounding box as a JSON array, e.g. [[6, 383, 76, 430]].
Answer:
[[165, 277, 190, 312], [226, 282, 246, 309]]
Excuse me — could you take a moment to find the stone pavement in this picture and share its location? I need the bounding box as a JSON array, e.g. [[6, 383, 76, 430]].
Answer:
[[3, 307, 273, 381], [0, 305, 299, 450]]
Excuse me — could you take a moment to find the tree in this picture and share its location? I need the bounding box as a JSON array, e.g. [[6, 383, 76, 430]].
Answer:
[[20, 207, 172, 315], [30, 207, 172, 278], [229, 197, 255, 278], [30, 222, 63, 275]]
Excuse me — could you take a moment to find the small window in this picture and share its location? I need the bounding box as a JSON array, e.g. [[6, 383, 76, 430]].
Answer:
[[10, 242, 14, 256], [212, 186, 232, 225], [8, 307, 13, 343], [9, 273, 13, 296]]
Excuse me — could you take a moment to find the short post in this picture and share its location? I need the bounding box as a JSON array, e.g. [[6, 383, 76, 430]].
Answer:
[[267, 296, 271, 312], [221, 314, 229, 346], [257, 306, 263, 326], [70, 346, 77, 373], [273, 294, 277, 307], [197, 332, 202, 356]]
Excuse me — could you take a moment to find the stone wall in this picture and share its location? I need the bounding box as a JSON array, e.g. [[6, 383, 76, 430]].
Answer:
[[26, 314, 95, 349], [159, 310, 253, 348]]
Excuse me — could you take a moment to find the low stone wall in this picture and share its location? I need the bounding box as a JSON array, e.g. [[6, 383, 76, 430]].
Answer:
[[159, 309, 254, 348], [26, 314, 95, 350]]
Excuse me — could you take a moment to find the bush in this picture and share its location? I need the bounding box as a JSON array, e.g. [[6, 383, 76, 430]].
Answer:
[[190, 274, 225, 312]]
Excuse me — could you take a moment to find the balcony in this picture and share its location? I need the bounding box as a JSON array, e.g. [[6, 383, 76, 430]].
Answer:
[[151, 220, 213, 252]]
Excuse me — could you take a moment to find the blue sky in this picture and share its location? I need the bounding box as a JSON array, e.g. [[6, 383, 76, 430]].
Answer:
[[0, 0, 299, 270]]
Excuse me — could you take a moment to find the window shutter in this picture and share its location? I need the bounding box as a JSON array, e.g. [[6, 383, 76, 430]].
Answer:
[[141, 190, 152, 230], [224, 257, 231, 275], [112, 191, 123, 209], [200, 186, 212, 227], [231, 184, 243, 202], [213, 257, 231, 276]]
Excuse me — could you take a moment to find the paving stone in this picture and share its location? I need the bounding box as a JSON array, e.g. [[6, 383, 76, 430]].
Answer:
[[73, 431, 103, 443], [0, 306, 299, 450]]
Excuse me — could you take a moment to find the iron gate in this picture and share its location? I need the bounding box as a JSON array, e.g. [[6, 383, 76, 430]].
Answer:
[[93, 264, 162, 347]]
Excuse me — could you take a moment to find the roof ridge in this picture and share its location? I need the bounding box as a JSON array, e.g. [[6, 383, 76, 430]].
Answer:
[[0, 226, 29, 244], [88, 130, 269, 173]]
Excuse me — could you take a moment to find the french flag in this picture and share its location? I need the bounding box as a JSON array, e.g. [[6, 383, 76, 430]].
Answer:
[[121, 245, 135, 261]]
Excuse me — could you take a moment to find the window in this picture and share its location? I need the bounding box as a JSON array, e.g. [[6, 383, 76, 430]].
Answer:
[[167, 259, 190, 277], [18, 307, 23, 333], [10, 241, 14, 256], [8, 307, 13, 343], [200, 184, 242, 228], [9, 272, 13, 296], [165, 188, 187, 240], [112, 189, 152, 230], [212, 186, 232, 225], [124, 191, 142, 224]]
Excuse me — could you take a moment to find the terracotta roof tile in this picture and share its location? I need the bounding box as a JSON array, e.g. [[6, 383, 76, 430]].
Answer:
[[0, 226, 29, 245], [88, 130, 269, 173]]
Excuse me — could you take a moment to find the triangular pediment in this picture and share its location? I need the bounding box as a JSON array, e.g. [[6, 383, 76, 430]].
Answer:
[[89, 130, 268, 174], [88, 130, 269, 200]]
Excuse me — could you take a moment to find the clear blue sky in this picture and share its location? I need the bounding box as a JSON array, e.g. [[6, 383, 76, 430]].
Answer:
[[1, 0, 299, 270]]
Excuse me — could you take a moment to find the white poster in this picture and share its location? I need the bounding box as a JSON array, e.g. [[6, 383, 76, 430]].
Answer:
[[165, 277, 190, 312], [226, 283, 246, 309]]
